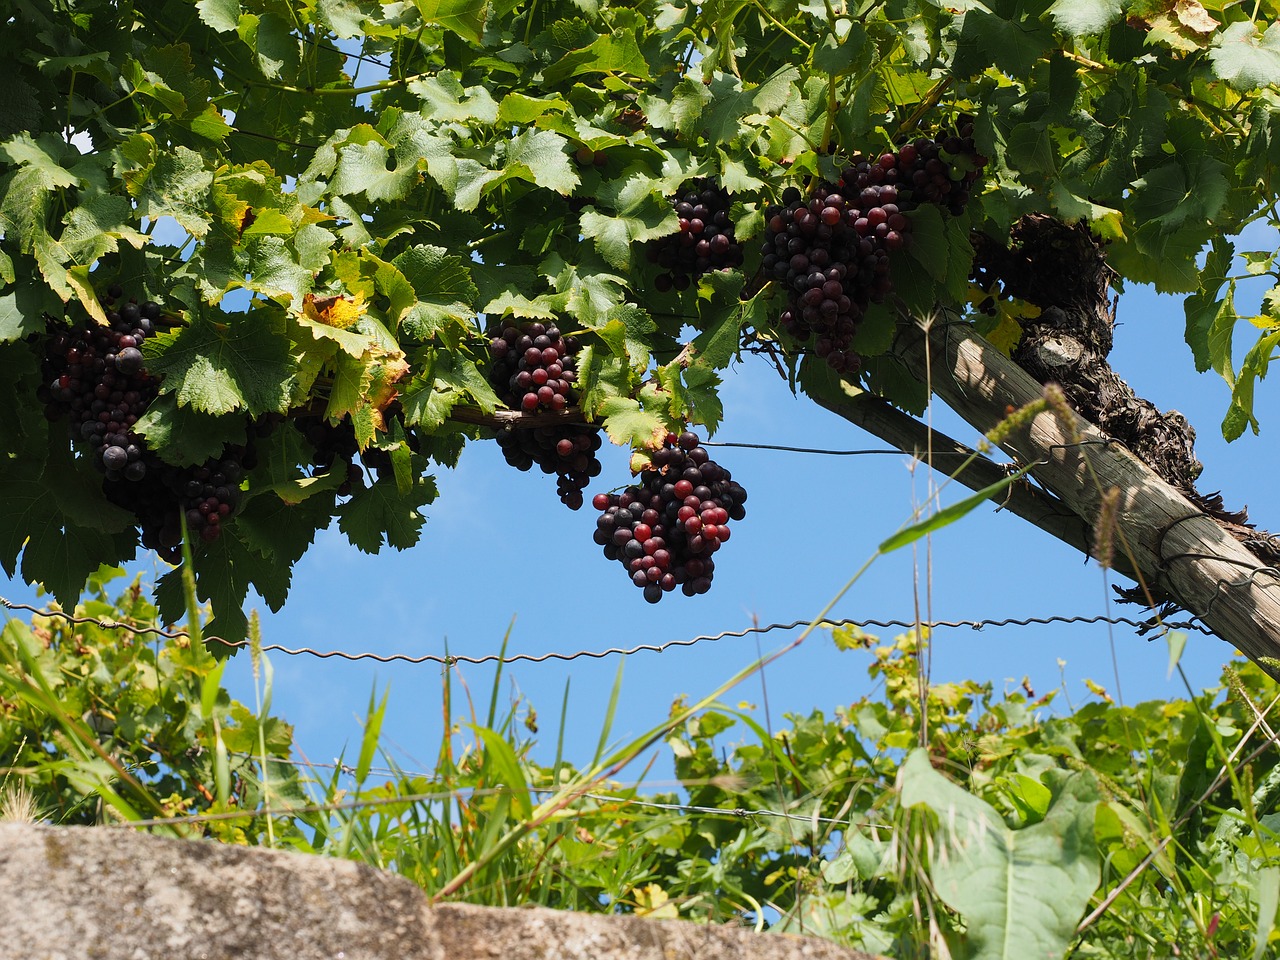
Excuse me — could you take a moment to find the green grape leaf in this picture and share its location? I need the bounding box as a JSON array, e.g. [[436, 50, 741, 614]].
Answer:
[[317, 0, 371, 38], [133, 145, 214, 238], [1129, 157, 1228, 228], [336, 475, 437, 553], [1207, 280, 1237, 385], [1210, 21, 1280, 91], [503, 128, 579, 196], [295, 312, 380, 360], [701, 67, 800, 145], [0, 132, 79, 190], [451, 158, 506, 212], [497, 93, 568, 124], [599, 396, 669, 449], [195, 0, 241, 32], [134, 396, 249, 467], [1222, 328, 1280, 440], [640, 76, 712, 138], [235, 490, 334, 566], [59, 195, 149, 265], [410, 72, 499, 123], [813, 23, 872, 75], [1107, 220, 1204, 294], [861, 354, 929, 415], [852, 302, 898, 359], [413, 0, 488, 42], [1184, 236, 1234, 372], [240, 13, 302, 81], [0, 439, 135, 605], [0, 275, 60, 342], [393, 244, 479, 341], [657, 360, 724, 434], [143, 311, 297, 416], [0, 141, 68, 250], [400, 348, 501, 429], [550, 255, 628, 326], [691, 276, 753, 371], [333, 137, 419, 203], [954, 10, 1052, 78], [907, 204, 948, 282], [482, 290, 568, 320], [1048, 181, 1125, 240], [1046, 0, 1122, 38], [155, 529, 290, 647], [121, 56, 187, 117], [580, 203, 678, 270], [542, 29, 650, 84]]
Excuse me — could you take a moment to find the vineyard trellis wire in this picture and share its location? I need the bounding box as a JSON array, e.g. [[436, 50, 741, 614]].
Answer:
[[0, 595, 1213, 665]]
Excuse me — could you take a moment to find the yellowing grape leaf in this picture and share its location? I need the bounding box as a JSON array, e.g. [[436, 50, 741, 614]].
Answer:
[[303, 291, 365, 330], [600, 396, 668, 450]]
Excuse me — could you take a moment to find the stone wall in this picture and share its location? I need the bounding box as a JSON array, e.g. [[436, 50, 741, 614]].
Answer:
[[0, 823, 882, 960]]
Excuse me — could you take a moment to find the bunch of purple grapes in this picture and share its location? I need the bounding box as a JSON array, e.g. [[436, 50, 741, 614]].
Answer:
[[488, 321, 579, 413], [487, 320, 602, 510], [38, 288, 163, 480], [762, 181, 894, 375], [37, 287, 259, 558], [892, 115, 985, 215], [292, 413, 395, 496], [646, 179, 744, 292], [763, 119, 986, 372], [497, 425, 602, 510], [107, 447, 252, 561], [591, 431, 747, 603]]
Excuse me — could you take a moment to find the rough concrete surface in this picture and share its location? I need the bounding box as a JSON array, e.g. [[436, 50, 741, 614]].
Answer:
[[0, 824, 881, 960]]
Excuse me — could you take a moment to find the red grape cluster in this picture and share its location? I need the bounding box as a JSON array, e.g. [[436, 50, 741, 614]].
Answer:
[[893, 116, 985, 215], [38, 288, 163, 480], [591, 431, 747, 603], [36, 287, 257, 560], [488, 321, 579, 413], [487, 320, 601, 509], [292, 413, 395, 496], [497, 425, 602, 510], [108, 448, 251, 561], [646, 179, 744, 292], [763, 119, 986, 372], [763, 181, 893, 375]]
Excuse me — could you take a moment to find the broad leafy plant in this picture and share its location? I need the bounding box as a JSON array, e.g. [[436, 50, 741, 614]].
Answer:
[[3, 0, 1280, 634]]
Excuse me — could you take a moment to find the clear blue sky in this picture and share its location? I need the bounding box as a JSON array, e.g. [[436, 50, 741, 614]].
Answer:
[[4, 266, 1277, 783]]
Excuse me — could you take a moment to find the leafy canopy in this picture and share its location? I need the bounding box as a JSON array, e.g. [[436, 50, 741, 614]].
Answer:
[[3, 0, 1280, 634]]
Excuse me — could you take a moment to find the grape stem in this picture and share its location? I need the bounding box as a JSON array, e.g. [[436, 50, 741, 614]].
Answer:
[[896, 77, 952, 138]]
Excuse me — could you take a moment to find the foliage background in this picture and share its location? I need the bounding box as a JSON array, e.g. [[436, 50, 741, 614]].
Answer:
[[6, 0, 1280, 956], [5, 575, 1280, 959]]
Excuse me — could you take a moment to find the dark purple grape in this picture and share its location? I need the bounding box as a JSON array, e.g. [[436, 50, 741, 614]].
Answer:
[[116, 347, 144, 375], [102, 445, 128, 471]]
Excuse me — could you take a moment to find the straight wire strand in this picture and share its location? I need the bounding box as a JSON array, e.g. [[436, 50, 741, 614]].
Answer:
[[701, 440, 905, 456], [536, 790, 854, 827], [212, 755, 864, 829], [0, 597, 1214, 665], [102, 773, 867, 831]]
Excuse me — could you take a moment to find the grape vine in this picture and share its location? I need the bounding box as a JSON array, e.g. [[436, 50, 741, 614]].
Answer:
[[4, 0, 1264, 635]]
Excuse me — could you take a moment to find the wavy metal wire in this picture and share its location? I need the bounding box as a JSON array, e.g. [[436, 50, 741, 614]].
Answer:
[[0, 596, 1212, 666]]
